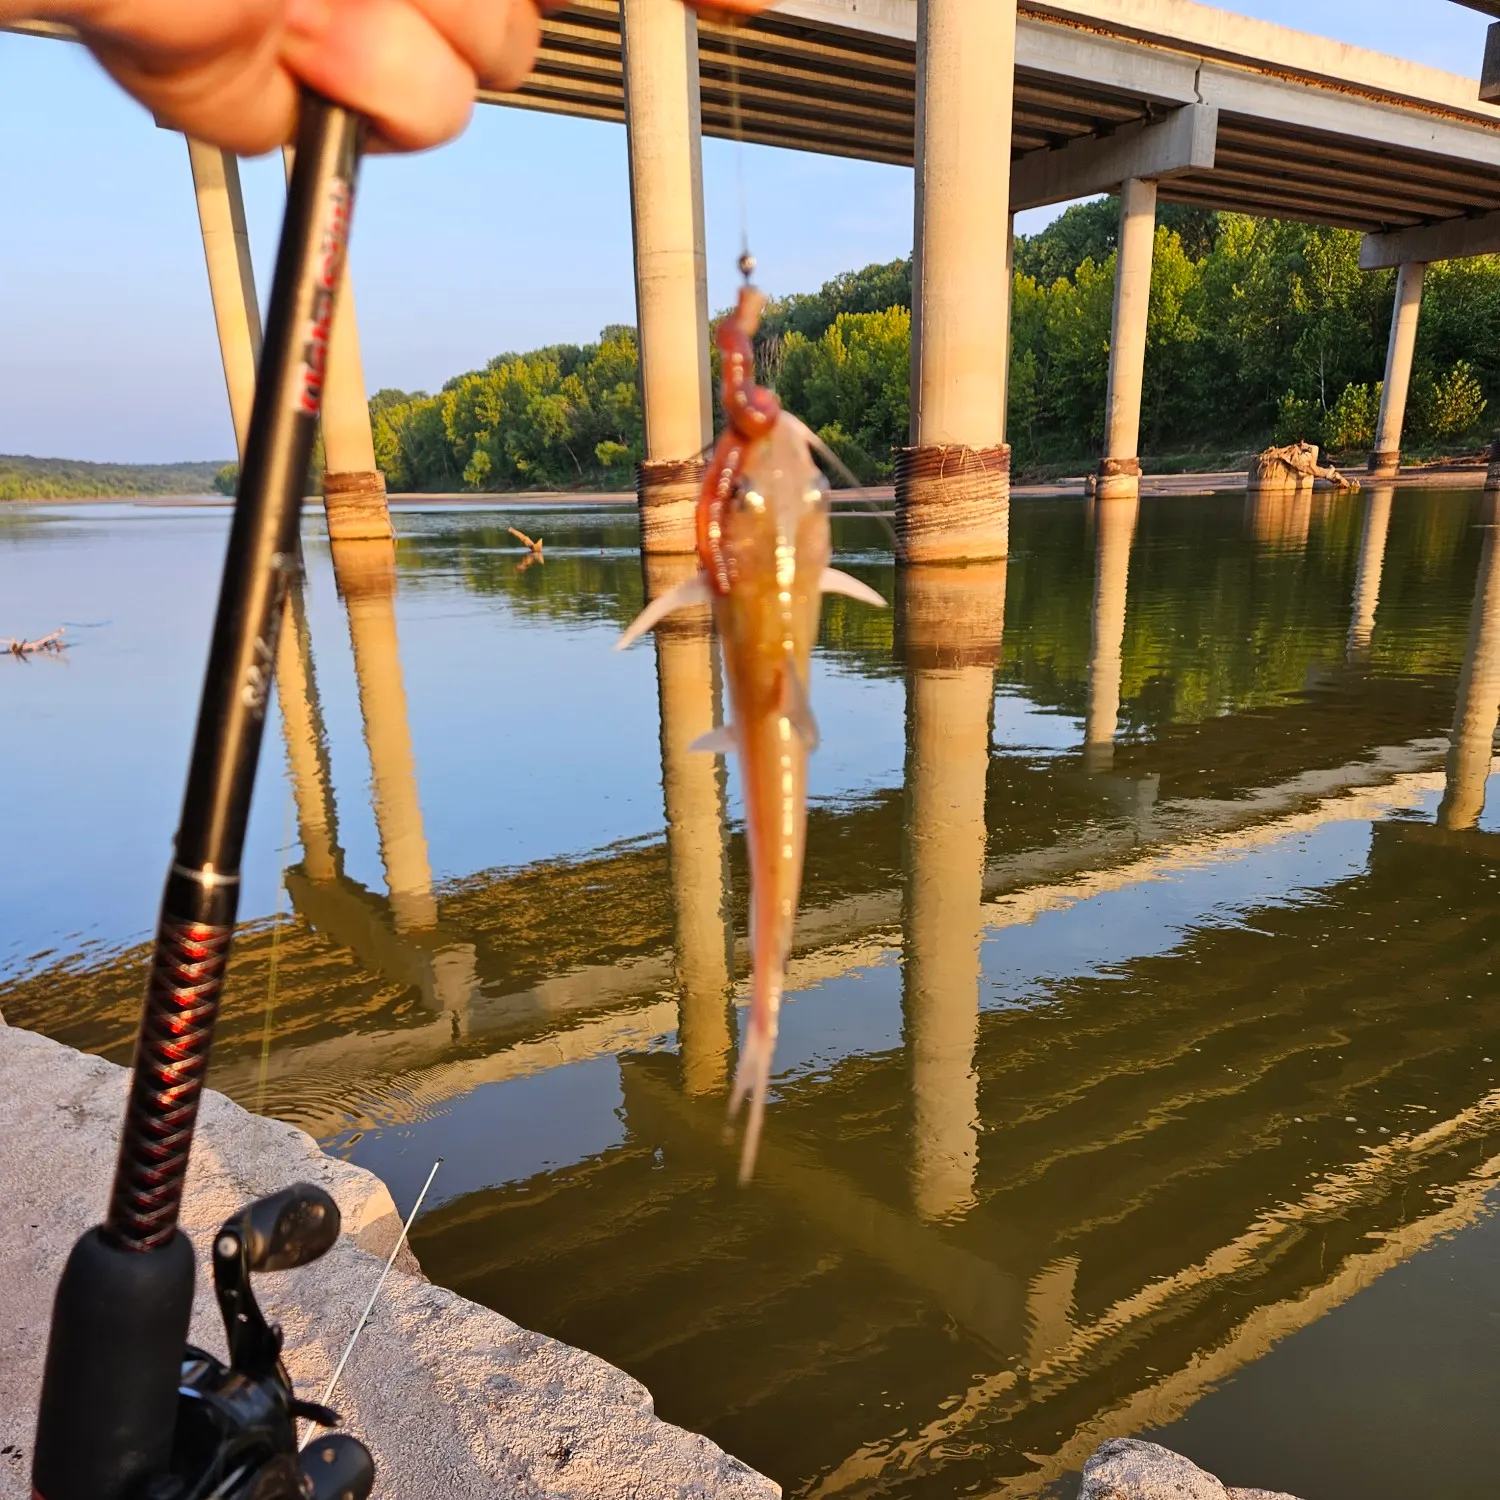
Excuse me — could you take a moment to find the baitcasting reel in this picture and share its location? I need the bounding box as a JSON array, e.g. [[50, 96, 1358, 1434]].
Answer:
[[147, 1184, 375, 1500]]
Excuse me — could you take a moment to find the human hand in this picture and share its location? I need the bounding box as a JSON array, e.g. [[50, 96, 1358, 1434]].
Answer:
[[12, 0, 551, 155]]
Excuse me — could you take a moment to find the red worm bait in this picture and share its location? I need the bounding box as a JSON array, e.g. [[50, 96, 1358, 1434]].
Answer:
[[698, 286, 782, 595]]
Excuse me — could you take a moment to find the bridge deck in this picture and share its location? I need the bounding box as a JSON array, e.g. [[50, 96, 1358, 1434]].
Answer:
[[491, 0, 1500, 232]]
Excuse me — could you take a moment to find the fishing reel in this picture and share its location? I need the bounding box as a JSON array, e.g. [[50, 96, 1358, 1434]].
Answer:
[[146, 1184, 375, 1500]]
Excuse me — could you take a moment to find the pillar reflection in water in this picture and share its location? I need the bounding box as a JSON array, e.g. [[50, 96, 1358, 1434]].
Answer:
[[646, 554, 735, 1095], [276, 573, 341, 884], [330, 538, 439, 935], [899, 563, 1006, 1222], [1439, 493, 1500, 830], [1084, 494, 1139, 773], [1348, 485, 1395, 662]]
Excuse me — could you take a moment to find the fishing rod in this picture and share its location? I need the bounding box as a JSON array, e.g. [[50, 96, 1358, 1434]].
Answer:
[[32, 93, 375, 1500]]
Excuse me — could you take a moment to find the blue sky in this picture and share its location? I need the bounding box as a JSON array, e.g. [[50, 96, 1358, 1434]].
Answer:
[[0, 1, 1490, 463]]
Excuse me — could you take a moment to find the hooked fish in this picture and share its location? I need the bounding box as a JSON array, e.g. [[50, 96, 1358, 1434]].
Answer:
[[618, 284, 886, 1179]]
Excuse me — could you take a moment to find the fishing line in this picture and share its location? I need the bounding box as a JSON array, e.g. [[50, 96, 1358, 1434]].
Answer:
[[299, 1157, 443, 1450], [723, 20, 753, 278]]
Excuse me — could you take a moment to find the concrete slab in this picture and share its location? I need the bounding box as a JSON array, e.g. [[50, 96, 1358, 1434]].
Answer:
[[0, 1024, 779, 1500]]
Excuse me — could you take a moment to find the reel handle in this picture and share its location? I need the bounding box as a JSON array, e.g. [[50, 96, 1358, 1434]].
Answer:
[[299, 1434, 376, 1500], [234, 1183, 341, 1273]]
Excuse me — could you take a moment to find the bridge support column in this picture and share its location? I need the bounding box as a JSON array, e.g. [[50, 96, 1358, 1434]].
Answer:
[[1368, 261, 1427, 479], [623, 0, 712, 555], [647, 555, 735, 1095], [897, 0, 1015, 565], [187, 140, 261, 455], [330, 540, 438, 934], [281, 146, 391, 541], [1084, 495, 1139, 772], [1348, 485, 1395, 661], [900, 563, 1006, 1221], [1097, 178, 1157, 501], [1439, 491, 1500, 830]]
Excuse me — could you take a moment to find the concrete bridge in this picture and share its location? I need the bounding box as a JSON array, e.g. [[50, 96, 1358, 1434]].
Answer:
[[13, 0, 1500, 544]]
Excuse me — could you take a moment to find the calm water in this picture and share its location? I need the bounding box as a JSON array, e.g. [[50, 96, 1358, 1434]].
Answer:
[[4, 487, 1500, 1499]]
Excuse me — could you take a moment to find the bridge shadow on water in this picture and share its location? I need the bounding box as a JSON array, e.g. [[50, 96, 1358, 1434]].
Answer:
[[5, 487, 1500, 1500]]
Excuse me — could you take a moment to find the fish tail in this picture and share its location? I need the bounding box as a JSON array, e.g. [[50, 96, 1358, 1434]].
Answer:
[[728, 966, 782, 1184]]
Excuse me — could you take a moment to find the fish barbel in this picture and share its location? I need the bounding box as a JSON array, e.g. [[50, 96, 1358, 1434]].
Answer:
[[618, 286, 885, 1179]]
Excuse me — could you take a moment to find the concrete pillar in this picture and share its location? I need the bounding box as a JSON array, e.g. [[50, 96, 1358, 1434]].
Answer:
[[276, 575, 342, 883], [1439, 491, 1500, 830], [1097, 178, 1158, 501], [1368, 261, 1427, 479], [622, 0, 712, 555], [898, 0, 1015, 565], [899, 562, 1006, 1221], [646, 554, 735, 1094], [999, 211, 1015, 443], [329, 539, 438, 933], [1347, 485, 1395, 661], [186, 139, 261, 457], [282, 146, 391, 541], [1084, 495, 1139, 772]]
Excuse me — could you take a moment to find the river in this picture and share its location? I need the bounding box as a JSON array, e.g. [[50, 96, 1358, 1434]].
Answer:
[[3, 486, 1499, 1498]]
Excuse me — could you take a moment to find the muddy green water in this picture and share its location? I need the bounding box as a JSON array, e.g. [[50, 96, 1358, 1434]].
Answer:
[[4, 487, 1500, 1499]]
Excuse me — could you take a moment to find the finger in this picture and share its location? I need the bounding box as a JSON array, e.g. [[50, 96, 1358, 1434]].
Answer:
[[86, 31, 300, 155], [681, 0, 779, 14], [408, 0, 542, 94], [282, 0, 476, 151]]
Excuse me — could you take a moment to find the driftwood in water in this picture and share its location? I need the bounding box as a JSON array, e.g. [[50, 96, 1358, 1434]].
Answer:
[[5, 628, 66, 657], [507, 526, 544, 553], [1248, 441, 1359, 493]]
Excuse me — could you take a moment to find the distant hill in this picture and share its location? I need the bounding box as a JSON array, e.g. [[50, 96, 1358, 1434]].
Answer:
[[0, 454, 232, 501]]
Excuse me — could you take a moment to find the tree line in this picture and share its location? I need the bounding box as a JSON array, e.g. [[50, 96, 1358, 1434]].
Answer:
[[368, 199, 1500, 492]]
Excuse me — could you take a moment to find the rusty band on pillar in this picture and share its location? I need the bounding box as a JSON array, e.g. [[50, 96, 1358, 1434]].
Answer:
[[1367, 449, 1401, 476], [895, 561, 1008, 672], [323, 468, 393, 542], [636, 456, 704, 555], [1098, 456, 1142, 479], [894, 443, 1010, 565]]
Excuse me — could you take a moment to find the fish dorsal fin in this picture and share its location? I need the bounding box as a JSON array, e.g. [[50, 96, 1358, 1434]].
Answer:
[[614, 572, 714, 652], [820, 567, 887, 609], [689, 724, 737, 755], [779, 664, 820, 751]]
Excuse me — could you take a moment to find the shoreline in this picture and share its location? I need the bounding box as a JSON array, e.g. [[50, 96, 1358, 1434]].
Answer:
[[3, 462, 1488, 510]]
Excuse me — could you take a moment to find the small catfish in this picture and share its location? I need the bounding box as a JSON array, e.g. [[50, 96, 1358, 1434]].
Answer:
[[618, 283, 886, 1179]]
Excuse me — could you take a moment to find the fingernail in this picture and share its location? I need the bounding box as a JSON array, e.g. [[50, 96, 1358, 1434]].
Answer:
[[285, 0, 333, 39]]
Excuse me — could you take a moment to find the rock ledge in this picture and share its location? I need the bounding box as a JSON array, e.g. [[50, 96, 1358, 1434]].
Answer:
[[0, 1025, 778, 1500]]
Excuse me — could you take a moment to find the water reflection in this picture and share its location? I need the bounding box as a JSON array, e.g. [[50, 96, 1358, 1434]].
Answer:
[[1439, 491, 1500, 831], [1083, 495, 1137, 772], [646, 552, 734, 1096], [1348, 485, 1395, 662], [6, 492, 1500, 1500], [1245, 487, 1312, 550], [899, 564, 1006, 1222]]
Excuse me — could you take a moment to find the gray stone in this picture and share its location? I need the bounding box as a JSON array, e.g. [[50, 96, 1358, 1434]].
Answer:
[[0, 1024, 779, 1500], [1080, 1440, 1228, 1500], [1079, 1440, 1305, 1500]]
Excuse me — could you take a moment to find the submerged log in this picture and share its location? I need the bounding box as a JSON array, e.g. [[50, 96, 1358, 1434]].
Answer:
[[1249, 442, 1359, 494], [5, 628, 66, 656]]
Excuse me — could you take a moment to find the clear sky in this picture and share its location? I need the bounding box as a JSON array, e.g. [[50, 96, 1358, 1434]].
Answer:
[[0, 1, 1491, 463]]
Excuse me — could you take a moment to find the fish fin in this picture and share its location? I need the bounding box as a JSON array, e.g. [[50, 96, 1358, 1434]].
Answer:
[[728, 1004, 780, 1184], [614, 572, 714, 651], [780, 665, 820, 751], [689, 724, 737, 755], [820, 567, 887, 609]]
